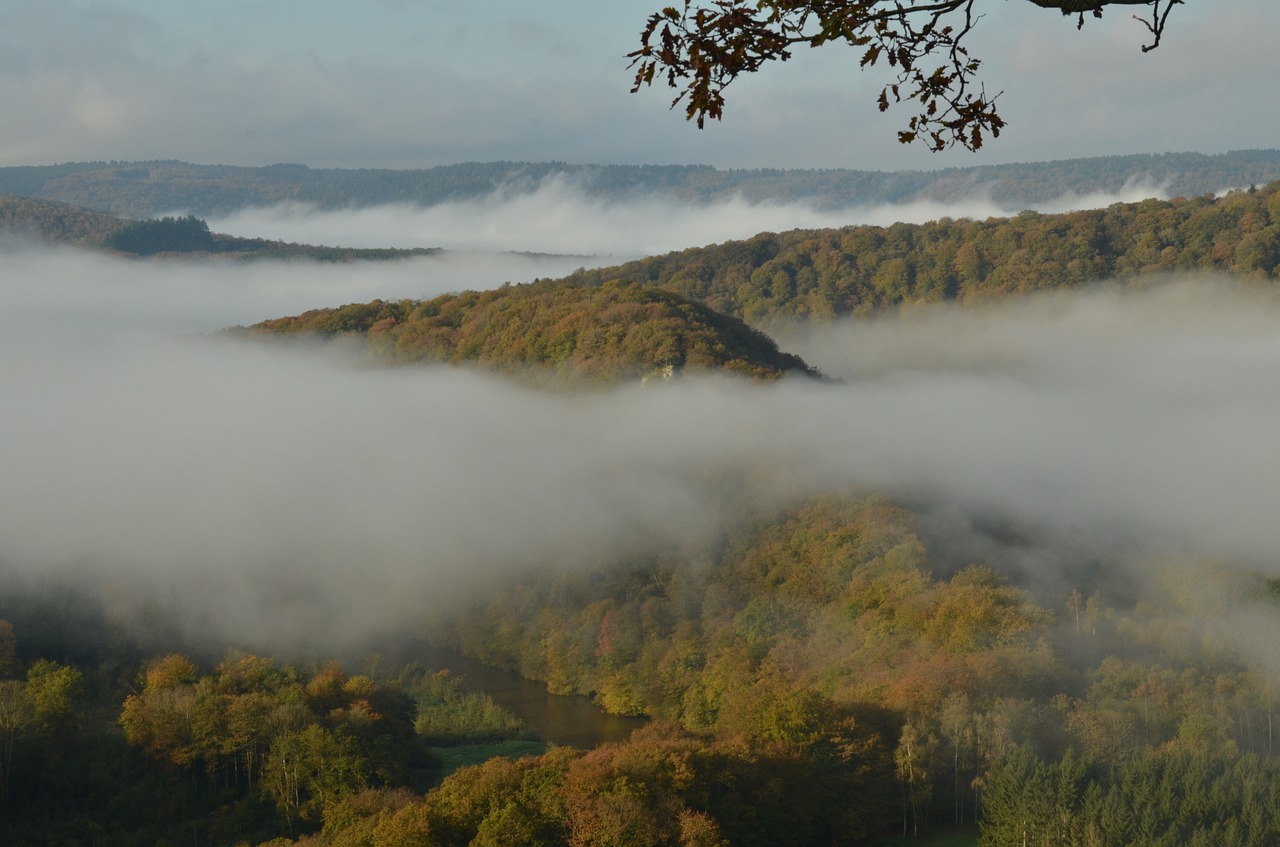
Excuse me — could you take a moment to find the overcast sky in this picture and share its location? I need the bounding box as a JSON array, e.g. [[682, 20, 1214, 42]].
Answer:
[[1, 0, 1275, 172]]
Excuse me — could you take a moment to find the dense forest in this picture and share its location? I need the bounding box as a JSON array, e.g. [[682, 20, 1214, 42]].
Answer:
[[5, 489, 1280, 845], [434, 493, 1280, 846], [239, 280, 818, 385], [2, 150, 1279, 218], [237, 181, 1280, 382], [573, 181, 1280, 326]]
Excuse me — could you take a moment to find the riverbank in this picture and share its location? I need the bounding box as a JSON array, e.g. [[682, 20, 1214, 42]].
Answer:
[[417, 646, 647, 748]]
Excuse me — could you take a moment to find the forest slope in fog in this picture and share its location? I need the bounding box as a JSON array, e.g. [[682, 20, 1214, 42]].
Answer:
[[6, 170, 1280, 847], [241, 182, 1280, 384], [573, 181, 1280, 325]]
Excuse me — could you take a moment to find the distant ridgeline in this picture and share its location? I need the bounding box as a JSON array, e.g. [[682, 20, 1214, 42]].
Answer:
[[0, 194, 438, 260], [241, 279, 820, 385], [2, 150, 1280, 217], [572, 180, 1280, 326], [8, 179, 1280, 320]]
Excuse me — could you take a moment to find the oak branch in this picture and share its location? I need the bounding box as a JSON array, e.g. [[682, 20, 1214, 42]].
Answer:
[[628, 0, 1183, 151]]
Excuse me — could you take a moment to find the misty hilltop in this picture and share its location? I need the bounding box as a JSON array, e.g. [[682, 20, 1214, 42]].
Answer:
[[242, 279, 819, 385], [5, 150, 1280, 218]]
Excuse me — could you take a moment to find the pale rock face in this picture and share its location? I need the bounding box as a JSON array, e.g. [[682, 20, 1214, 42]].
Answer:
[[641, 363, 677, 385]]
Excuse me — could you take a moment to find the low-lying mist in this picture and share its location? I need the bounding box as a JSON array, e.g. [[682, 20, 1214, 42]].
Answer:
[[0, 242, 605, 338], [3, 240, 1276, 658], [204, 176, 1170, 257]]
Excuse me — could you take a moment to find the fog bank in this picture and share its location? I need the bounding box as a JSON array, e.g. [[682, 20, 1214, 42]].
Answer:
[[0, 242, 606, 338], [3, 246, 1277, 652], [204, 177, 1169, 258]]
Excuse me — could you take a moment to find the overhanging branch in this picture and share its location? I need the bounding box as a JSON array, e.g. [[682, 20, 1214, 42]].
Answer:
[[629, 0, 1184, 150]]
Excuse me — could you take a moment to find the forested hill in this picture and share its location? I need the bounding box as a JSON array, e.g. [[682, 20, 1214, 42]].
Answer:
[[571, 181, 1280, 326], [243, 279, 819, 385], [4, 149, 1280, 218], [0, 194, 437, 261], [0, 194, 127, 247]]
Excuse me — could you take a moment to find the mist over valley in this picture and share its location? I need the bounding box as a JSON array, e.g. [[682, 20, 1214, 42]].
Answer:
[[9, 0, 1280, 838], [5, 191, 1280, 645], [5, 165, 1280, 846], [198, 173, 1175, 259]]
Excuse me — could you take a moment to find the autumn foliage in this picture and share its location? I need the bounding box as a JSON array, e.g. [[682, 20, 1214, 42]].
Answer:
[[575, 183, 1280, 326], [245, 279, 819, 385]]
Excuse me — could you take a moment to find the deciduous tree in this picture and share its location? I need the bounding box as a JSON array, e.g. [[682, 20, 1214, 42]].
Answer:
[[631, 0, 1183, 150]]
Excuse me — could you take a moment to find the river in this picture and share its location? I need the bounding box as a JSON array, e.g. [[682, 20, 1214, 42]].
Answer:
[[418, 648, 647, 748]]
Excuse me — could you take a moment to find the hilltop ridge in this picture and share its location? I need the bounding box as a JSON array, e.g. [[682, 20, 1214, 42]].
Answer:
[[4, 150, 1280, 218], [242, 279, 821, 385]]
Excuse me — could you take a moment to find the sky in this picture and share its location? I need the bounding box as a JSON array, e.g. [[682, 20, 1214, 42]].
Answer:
[[1, 0, 1277, 172]]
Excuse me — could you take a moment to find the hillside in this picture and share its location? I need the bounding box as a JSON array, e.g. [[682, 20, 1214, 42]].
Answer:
[[4, 150, 1280, 218], [572, 181, 1280, 325], [0, 194, 129, 247], [0, 194, 437, 261], [243, 279, 820, 384]]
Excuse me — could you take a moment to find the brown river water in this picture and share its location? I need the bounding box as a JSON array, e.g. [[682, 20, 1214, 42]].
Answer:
[[418, 647, 647, 748]]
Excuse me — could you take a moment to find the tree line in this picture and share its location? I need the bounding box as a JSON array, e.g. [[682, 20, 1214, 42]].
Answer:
[[574, 182, 1280, 327], [98, 213, 439, 260]]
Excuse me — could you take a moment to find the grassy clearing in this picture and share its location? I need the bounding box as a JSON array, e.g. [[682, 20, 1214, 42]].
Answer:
[[425, 739, 550, 781]]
